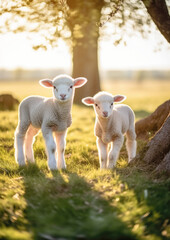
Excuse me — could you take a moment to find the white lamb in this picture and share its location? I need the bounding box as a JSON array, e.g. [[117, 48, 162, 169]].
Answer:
[[14, 74, 87, 170], [82, 91, 136, 169]]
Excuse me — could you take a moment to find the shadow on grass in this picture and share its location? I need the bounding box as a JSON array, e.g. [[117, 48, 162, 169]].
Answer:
[[20, 165, 137, 240], [116, 166, 170, 240]]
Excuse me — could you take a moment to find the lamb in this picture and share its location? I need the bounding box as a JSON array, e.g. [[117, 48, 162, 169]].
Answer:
[[14, 74, 87, 170], [82, 91, 136, 169]]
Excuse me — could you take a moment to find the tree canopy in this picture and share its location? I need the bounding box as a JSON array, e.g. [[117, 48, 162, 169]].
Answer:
[[0, 0, 169, 102], [0, 0, 154, 49]]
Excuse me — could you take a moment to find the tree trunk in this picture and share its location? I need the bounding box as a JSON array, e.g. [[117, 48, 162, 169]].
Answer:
[[142, 114, 170, 176], [154, 150, 170, 176], [141, 0, 170, 43], [143, 114, 170, 165], [135, 100, 170, 139], [66, 0, 103, 104], [72, 36, 101, 104], [131, 102, 170, 177]]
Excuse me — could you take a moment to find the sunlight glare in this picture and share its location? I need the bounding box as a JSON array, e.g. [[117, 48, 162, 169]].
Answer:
[[0, 33, 72, 70]]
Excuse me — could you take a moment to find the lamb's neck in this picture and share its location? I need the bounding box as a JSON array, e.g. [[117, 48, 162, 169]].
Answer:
[[97, 115, 113, 133], [53, 98, 72, 119]]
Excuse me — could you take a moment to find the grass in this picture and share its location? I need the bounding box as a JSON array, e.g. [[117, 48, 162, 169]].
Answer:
[[0, 79, 170, 240]]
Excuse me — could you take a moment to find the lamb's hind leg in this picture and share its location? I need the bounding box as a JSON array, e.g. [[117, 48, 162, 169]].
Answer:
[[14, 122, 30, 166], [126, 129, 137, 163], [25, 125, 39, 164]]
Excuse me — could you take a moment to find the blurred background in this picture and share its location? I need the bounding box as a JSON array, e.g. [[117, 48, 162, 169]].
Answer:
[[0, 3, 170, 240], [0, 0, 170, 104]]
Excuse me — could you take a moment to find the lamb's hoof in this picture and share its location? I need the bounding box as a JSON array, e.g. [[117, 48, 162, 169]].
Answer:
[[107, 164, 115, 169], [128, 156, 135, 163], [57, 162, 66, 170], [26, 157, 35, 164], [58, 165, 67, 171], [16, 159, 26, 166], [100, 166, 107, 170], [48, 165, 58, 171]]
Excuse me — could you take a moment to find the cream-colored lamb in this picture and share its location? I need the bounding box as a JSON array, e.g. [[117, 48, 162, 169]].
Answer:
[[15, 74, 87, 170], [82, 91, 136, 169]]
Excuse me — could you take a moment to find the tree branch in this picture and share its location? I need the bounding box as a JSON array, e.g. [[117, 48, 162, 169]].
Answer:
[[141, 0, 170, 43]]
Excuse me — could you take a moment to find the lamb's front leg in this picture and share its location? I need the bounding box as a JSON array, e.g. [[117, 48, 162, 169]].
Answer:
[[96, 138, 108, 169], [42, 127, 57, 170], [55, 130, 67, 170], [108, 135, 124, 169]]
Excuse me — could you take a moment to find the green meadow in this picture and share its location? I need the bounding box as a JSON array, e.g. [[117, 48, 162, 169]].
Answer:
[[0, 79, 170, 240]]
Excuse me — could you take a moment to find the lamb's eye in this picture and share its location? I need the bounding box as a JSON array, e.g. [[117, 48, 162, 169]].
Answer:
[[54, 86, 58, 91], [70, 85, 73, 89], [111, 102, 113, 106], [95, 103, 100, 109]]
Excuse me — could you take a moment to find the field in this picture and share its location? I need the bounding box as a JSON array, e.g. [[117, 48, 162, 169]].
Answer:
[[0, 79, 170, 240]]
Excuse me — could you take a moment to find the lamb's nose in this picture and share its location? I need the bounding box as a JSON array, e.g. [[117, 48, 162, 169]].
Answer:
[[60, 94, 66, 100], [103, 111, 108, 117]]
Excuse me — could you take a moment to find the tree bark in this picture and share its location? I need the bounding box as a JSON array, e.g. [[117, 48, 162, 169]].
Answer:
[[135, 100, 170, 139], [143, 114, 170, 165], [72, 36, 101, 103], [141, 0, 170, 43], [131, 102, 170, 177], [154, 150, 170, 176]]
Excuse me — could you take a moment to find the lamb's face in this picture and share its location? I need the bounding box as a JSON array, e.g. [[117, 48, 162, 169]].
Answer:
[[53, 77, 74, 102], [82, 91, 126, 119], [94, 93, 114, 118], [39, 74, 87, 103]]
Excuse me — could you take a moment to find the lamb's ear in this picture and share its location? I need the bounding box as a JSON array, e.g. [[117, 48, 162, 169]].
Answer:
[[82, 97, 94, 106], [39, 79, 53, 88], [113, 95, 126, 103], [74, 77, 87, 88]]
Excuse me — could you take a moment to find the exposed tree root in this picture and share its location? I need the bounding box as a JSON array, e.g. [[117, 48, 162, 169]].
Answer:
[[132, 101, 170, 179], [135, 100, 170, 139]]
